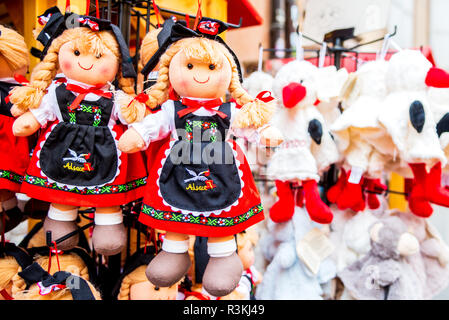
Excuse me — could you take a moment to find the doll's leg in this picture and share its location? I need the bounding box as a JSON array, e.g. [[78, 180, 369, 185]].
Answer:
[[91, 206, 126, 256], [0, 190, 23, 234], [43, 203, 79, 250], [145, 231, 191, 287], [202, 235, 243, 297], [364, 150, 387, 210]]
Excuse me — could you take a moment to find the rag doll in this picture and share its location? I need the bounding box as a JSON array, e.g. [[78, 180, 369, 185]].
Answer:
[[114, 245, 181, 300], [14, 261, 100, 300], [0, 243, 32, 300], [338, 215, 423, 300], [376, 49, 448, 218], [329, 59, 392, 212], [118, 17, 277, 297], [267, 59, 343, 224], [0, 25, 31, 234], [255, 207, 336, 300], [8, 12, 147, 255]]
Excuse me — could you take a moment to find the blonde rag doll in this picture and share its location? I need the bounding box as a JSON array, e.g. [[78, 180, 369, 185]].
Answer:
[[118, 18, 277, 297], [8, 12, 147, 255], [0, 25, 30, 234]]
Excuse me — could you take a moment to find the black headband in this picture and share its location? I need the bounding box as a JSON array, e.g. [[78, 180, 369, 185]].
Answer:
[[141, 17, 243, 84], [36, 8, 136, 78], [0, 242, 33, 271], [19, 262, 96, 300]]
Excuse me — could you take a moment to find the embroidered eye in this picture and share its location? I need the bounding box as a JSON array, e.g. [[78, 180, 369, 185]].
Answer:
[[96, 53, 102, 59], [74, 50, 80, 56], [187, 63, 194, 70], [209, 64, 215, 70]]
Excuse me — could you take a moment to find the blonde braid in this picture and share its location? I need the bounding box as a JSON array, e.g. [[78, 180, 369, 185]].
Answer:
[[118, 275, 132, 300], [11, 268, 26, 296]]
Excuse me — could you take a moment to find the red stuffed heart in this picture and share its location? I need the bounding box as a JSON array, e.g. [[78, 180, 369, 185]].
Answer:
[[282, 82, 307, 108]]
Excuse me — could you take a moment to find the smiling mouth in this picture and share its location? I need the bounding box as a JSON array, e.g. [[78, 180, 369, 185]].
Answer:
[[193, 76, 210, 84], [78, 62, 94, 71]]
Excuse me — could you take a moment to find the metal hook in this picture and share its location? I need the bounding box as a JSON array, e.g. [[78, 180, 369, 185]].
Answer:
[[348, 25, 397, 50]]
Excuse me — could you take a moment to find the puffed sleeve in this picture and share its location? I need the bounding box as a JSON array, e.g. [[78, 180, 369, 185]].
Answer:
[[230, 102, 266, 143], [29, 82, 58, 127], [129, 100, 175, 149]]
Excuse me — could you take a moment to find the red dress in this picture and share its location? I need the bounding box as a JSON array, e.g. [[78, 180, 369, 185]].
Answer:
[[0, 80, 30, 192], [138, 100, 264, 237], [20, 83, 147, 207]]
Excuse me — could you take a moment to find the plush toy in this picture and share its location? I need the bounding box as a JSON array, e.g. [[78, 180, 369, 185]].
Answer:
[[266, 59, 343, 224], [8, 12, 147, 255], [329, 60, 392, 211], [117, 17, 277, 297], [0, 25, 30, 234], [0, 243, 32, 300], [242, 71, 274, 99], [114, 245, 181, 300], [376, 50, 447, 217], [338, 215, 423, 300], [255, 207, 336, 300]]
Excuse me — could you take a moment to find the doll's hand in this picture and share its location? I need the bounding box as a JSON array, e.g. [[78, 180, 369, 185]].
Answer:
[[118, 127, 146, 153], [259, 125, 283, 147], [11, 105, 26, 117], [12, 112, 41, 137]]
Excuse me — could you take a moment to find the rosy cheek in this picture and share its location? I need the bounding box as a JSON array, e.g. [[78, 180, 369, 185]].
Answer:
[[99, 66, 111, 76], [61, 60, 72, 72]]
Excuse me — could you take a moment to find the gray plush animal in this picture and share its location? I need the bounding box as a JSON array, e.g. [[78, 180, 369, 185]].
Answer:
[[338, 215, 423, 300]]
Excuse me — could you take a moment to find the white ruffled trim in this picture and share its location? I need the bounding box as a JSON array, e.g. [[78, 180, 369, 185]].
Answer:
[[156, 139, 244, 217], [36, 122, 122, 190]]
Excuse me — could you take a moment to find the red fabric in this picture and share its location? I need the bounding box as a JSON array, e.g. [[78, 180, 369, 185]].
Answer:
[[178, 98, 226, 118], [282, 82, 307, 109], [0, 115, 30, 192], [425, 67, 449, 88], [425, 162, 449, 207], [269, 180, 295, 223], [408, 163, 433, 217], [295, 185, 305, 208], [404, 178, 414, 200], [333, 171, 365, 212], [20, 123, 147, 207], [227, 0, 263, 28], [302, 179, 333, 224], [138, 139, 264, 237], [326, 168, 347, 204], [363, 178, 387, 210]]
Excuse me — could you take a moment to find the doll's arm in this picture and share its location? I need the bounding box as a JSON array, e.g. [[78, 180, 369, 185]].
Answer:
[[12, 111, 41, 136], [119, 100, 175, 153]]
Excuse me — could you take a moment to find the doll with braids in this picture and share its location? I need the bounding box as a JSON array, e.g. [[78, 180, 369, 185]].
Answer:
[[119, 18, 279, 297], [8, 12, 147, 256]]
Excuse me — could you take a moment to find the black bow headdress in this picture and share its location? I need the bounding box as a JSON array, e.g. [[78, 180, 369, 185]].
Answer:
[[141, 16, 243, 86], [0, 242, 33, 271], [35, 8, 136, 78], [18, 262, 96, 300]]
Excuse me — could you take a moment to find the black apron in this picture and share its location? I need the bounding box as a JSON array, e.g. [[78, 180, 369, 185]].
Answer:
[[159, 101, 241, 212], [39, 84, 118, 187], [0, 81, 20, 117]]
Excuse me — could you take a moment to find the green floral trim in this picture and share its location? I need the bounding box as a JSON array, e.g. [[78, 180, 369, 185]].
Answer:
[[24, 174, 146, 194], [141, 203, 263, 227], [0, 169, 23, 184], [67, 103, 102, 126], [185, 120, 218, 142]]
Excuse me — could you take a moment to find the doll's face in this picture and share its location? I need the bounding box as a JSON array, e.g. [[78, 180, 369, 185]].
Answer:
[[58, 41, 119, 86], [168, 49, 232, 99], [129, 281, 178, 300], [238, 241, 255, 270]]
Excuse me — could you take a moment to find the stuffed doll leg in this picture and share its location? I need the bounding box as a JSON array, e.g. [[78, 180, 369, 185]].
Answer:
[[327, 167, 347, 204], [145, 232, 191, 287], [91, 206, 126, 256], [0, 190, 24, 234], [425, 162, 449, 207], [43, 203, 79, 250], [269, 180, 295, 223], [336, 166, 366, 212], [302, 179, 333, 224], [408, 163, 433, 217], [202, 236, 243, 297], [363, 178, 387, 210]]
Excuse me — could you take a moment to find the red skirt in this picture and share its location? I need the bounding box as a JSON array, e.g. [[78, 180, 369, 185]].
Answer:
[[138, 139, 264, 237], [20, 122, 147, 207], [0, 115, 30, 192]]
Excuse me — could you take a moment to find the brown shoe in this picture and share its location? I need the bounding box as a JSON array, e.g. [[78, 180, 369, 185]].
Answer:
[[43, 216, 79, 250], [92, 223, 126, 256], [145, 250, 191, 287], [202, 252, 243, 297]]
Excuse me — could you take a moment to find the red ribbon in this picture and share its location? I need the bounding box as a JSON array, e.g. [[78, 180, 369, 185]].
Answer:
[[256, 90, 275, 103], [0, 289, 13, 300], [152, 0, 161, 28], [178, 97, 226, 118], [65, 83, 112, 111]]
